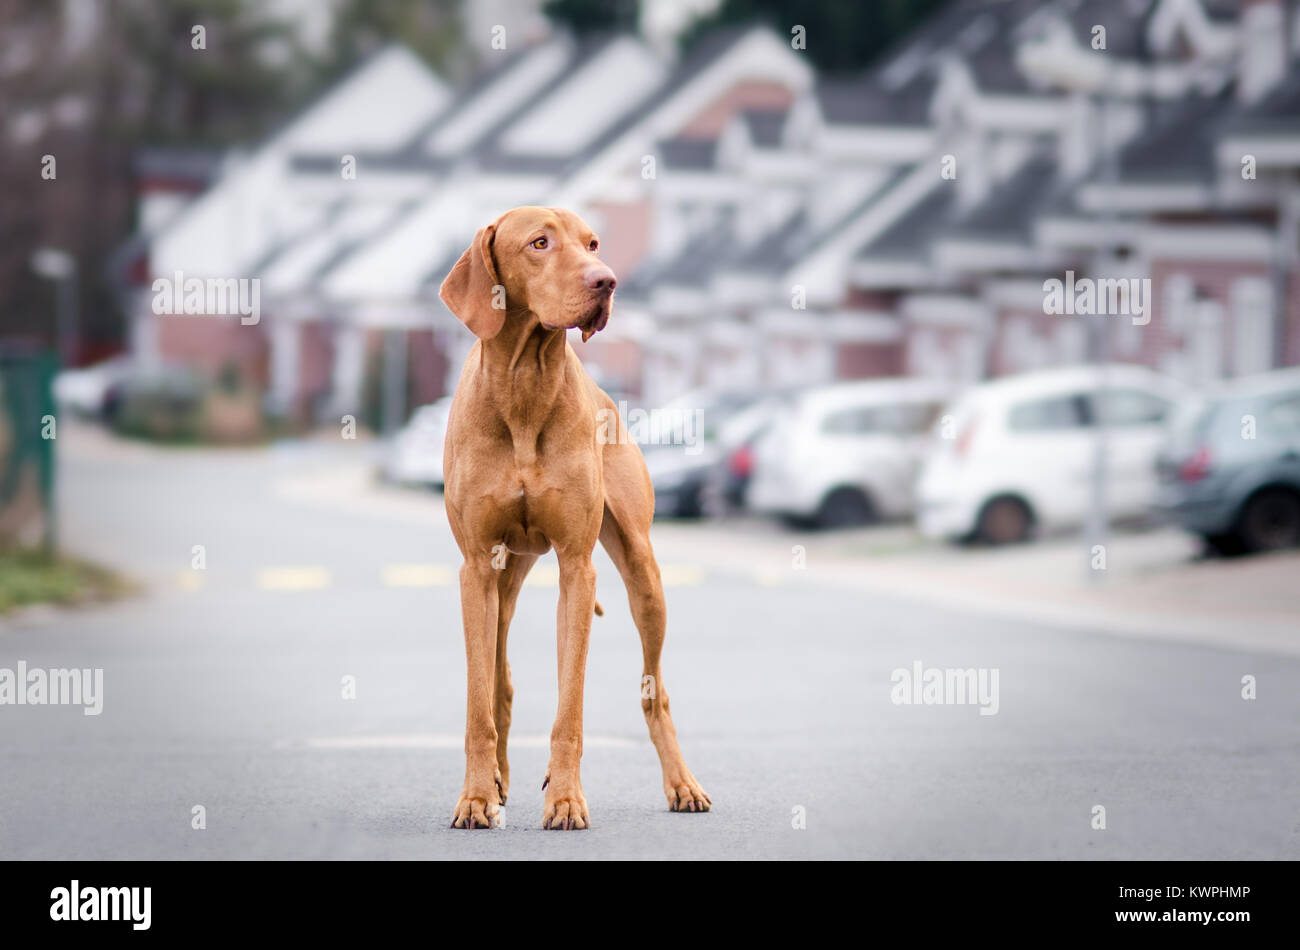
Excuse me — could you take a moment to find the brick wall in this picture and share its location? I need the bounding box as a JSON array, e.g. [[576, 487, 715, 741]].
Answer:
[[407, 329, 450, 407], [836, 341, 903, 378], [1147, 258, 1277, 379], [678, 82, 795, 139], [588, 200, 653, 280], [156, 314, 269, 386]]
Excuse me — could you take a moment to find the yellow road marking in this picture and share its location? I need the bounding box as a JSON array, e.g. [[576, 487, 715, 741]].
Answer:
[[245, 562, 706, 593], [522, 563, 703, 589], [298, 733, 638, 750], [659, 564, 703, 587], [381, 563, 453, 587], [525, 565, 560, 587]]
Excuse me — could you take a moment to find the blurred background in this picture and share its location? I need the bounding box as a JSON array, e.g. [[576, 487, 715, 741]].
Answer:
[[4, 0, 1299, 560], [1, 0, 1298, 859]]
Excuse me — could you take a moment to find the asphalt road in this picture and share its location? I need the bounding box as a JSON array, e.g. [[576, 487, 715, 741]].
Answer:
[[1, 430, 1297, 859]]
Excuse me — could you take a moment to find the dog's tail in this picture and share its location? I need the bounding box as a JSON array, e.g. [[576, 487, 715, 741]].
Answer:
[[593, 600, 604, 617]]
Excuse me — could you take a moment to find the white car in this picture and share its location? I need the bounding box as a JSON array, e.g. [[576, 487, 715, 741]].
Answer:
[[380, 398, 452, 488], [748, 379, 952, 527], [53, 355, 132, 418], [917, 364, 1186, 544]]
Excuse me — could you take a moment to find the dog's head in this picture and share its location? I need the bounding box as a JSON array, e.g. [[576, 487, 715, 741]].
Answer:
[[439, 206, 616, 343]]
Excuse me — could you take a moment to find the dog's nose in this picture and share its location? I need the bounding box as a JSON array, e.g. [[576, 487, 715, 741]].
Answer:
[[585, 266, 617, 294]]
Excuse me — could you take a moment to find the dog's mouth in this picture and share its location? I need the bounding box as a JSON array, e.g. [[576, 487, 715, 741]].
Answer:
[[539, 295, 613, 341], [577, 298, 612, 343]]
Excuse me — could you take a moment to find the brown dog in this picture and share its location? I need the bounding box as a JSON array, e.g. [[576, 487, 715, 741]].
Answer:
[[438, 206, 710, 830]]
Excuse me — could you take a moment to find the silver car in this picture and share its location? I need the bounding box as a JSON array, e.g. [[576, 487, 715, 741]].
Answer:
[[380, 398, 452, 489], [1155, 367, 1300, 554]]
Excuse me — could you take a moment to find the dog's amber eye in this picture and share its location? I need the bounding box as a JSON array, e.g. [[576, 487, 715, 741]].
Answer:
[[588, 239, 599, 251], [530, 237, 548, 250]]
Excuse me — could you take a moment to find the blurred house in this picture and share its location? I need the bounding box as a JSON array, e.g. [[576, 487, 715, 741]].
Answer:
[[114, 0, 1300, 423]]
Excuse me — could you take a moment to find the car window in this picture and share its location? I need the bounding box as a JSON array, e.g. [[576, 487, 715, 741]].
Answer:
[[822, 407, 873, 435], [1264, 392, 1300, 435], [1167, 396, 1210, 436], [1007, 394, 1088, 432], [1093, 388, 1171, 427], [907, 400, 945, 434], [821, 401, 937, 436]]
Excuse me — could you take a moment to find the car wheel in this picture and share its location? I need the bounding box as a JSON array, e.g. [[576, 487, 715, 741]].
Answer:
[[975, 496, 1032, 545], [1236, 488, 1300, 553], [657, 483, 702, 519], [1202, 532, 1245, 558], [815, 487, 874, 529], [699, 478, 726, 519], [677, 483, 704, 519]]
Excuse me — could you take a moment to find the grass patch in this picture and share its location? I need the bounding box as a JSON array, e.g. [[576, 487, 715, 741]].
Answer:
[[0, 550, 134, 615]]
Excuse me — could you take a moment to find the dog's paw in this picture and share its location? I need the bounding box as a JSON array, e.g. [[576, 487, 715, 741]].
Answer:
[[665, 775, 711, 813], [495, 767, 508, 805], [450, 794, 500, 829], [542, 779, 590, 830]]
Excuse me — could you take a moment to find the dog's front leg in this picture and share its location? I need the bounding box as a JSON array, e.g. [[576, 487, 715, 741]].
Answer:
[[543, 551, 596, 830], [451, 558, 503, 829]]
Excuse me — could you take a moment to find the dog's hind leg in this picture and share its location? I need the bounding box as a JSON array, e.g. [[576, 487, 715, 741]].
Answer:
[[598, 487, 711, 814]]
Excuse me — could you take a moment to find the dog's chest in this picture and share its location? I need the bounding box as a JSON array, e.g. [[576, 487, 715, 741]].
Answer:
[[468, 439, 599, 555], [508, 417, 599, 490]]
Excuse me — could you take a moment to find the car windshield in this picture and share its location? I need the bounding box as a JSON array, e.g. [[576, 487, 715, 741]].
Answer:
[[1167, 396, 1210, 436]]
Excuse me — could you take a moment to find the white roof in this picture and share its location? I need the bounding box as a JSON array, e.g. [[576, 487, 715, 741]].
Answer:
[[426, 41, 572, 155], [150, 46, 449, 280], [959, 363, 1183, 405], [800, 377, 955, 412], [1213, 366, 1300, 400], [321, 190, 475, 299], [284, 46, 451, 152], [261, 201, 408, 295], [497, 37, 666, 157]]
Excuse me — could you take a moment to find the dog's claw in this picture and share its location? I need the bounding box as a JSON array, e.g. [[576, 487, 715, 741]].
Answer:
[[542, 795, 589, 830], [451, 793, 499, 829], [666, 777, 711, 814]]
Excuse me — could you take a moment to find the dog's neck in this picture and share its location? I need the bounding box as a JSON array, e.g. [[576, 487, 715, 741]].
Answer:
[[476, 309, 571, 443]]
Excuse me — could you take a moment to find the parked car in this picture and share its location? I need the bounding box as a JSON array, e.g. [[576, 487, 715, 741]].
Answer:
[[1155, 367, 1300, 554], [917, 364, 1185, 544], [53, 355, 132, 420], [105, 364, 207, 442], [642, 389, 764, 518], [705, 392, 794, 514], [380, 397, 452, 489], [748, 379, 952, 528], [644, 441, 720, 518]]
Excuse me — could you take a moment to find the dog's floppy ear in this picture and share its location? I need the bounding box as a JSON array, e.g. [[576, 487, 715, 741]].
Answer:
[[439, 224, 504, 340]]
